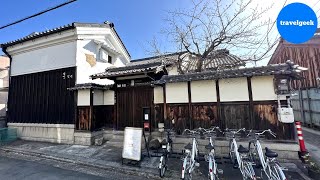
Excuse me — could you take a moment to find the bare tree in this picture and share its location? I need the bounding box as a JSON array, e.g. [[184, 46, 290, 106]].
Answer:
[[151, 0, 278, 74]]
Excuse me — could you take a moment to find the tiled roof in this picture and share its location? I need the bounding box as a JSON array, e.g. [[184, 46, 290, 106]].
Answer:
[[1, 22, 130, 57], [181, 49, 245, 73], [155, 60, 306, 84], [68, 83, 113, 90], [91, 52, 182, 79]]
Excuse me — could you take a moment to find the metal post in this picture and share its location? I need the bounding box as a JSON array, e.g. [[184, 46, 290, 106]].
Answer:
[[298, 88, 306, 124], [306, 88, 313, 127]]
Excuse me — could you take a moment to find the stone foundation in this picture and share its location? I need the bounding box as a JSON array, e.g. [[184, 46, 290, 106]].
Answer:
[[74, 131, 104, 145], [7, 123, 74, 144]]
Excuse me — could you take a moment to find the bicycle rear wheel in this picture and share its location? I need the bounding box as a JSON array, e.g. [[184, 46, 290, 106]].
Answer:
[[159, 155, 167, 177], [270, 162, 286, 180]]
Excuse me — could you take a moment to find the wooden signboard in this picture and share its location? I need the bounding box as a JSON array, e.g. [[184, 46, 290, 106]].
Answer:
[[122, 127, 143, 161]]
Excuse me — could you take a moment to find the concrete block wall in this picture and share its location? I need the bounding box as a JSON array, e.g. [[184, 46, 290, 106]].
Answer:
[[7, 123, 75, 144]]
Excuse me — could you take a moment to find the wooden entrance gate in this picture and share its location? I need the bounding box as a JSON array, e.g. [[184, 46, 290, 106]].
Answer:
[[116, 86, 153, 129]]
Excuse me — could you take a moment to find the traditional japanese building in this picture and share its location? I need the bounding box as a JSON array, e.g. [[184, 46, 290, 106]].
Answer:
[[269, 30, 320, 128], [1, 22, 307, 145], [1, 22, 130, 144]]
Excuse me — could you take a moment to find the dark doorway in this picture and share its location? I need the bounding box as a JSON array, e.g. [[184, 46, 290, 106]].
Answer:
[[116, 86, 153, 129]]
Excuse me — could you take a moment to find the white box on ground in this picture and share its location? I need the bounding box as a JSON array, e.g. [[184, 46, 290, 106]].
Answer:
[[122, 127, 143, 161]]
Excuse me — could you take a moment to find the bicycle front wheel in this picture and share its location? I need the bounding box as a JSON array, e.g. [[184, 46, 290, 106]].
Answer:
[[229, 140, 236, 165], [159, 155, 167, 178], [182, 156, 192, 180], [248, 141, 261, 168], [208, 155, 216, 180]]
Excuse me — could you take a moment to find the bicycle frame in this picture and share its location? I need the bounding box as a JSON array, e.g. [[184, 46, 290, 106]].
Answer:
[[229, 129, 256, 180], [252, 138, 286, 180], [203, 127, 220, 180], [182, 129, 200, 179]]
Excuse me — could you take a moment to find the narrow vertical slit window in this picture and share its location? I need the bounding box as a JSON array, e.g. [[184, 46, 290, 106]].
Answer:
[[108, 55, 112, 64]]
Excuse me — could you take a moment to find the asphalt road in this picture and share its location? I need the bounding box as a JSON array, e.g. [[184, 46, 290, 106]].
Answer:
[[0, 155, 148, 180], [303, 127, 320, 165]]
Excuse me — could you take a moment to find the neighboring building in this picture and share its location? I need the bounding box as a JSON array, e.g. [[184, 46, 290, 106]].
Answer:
[[0, 55, 9, 127], [92, 52, 305, 140], [269, 30, 320, 128], [1, 22, 130, 144]]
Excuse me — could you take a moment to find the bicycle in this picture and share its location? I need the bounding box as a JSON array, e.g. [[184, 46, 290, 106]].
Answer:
[[181, 128, 201, 180], [227, 128, 257, 180], [159, 128, 174, 178], [201, 127, 224, 180], [248, 129, 287, 180]]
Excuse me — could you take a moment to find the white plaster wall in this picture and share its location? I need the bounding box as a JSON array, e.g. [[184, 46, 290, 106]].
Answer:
[[191, 80, 217, 102], [166, 82, 188, 103], [76, 39, 125, 85], [93, 90, 104, 105], [167, 66, 179, 75], [78, 90, 90, 106], [104, 90, 115, 105], [154, 86, 164, 103], [8, 123, 74, 144], [219, 77, 249, 102], [10, 41, 77, 76], [251, 76, 277, 100]]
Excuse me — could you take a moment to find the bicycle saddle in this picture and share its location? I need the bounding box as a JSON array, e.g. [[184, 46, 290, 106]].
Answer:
[[265, 147, 278, 158], [238, 145, 249, 153], [160, 139, 167, 145], [205, 143, 214, 150], [184, 143, 192, 150]]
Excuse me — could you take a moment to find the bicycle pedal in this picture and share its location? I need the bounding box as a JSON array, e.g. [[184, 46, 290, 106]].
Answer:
[[217, 169, 223, 174], [195, 162, 200, 167]]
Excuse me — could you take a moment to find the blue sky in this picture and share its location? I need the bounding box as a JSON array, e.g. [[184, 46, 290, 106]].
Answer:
[[1, 0, 319, 63], [0, 0, 191, 59]]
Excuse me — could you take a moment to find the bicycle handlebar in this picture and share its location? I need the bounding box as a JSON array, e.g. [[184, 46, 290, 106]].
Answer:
[[225, 128, 246, 135], [247, 129, 277, 138], [183, 129, 201, 135], [201, 127, 224, 135]]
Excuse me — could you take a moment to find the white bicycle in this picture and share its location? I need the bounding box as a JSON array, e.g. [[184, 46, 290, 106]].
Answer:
[[181, 128, 201, 180], [227, 128, 257, 180], [248, 129, 287, 180], [201, 127, 223, 180]]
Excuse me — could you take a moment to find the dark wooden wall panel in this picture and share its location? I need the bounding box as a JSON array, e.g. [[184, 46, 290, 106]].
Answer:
[[116, 86, 153, 130], [192, 104, 218, 128], [77, 106, 90, 130], [166, 104, 189, 134], [161, 101, 294, 140], [93, 105, 114, 130], [253, 102, 294, 140], [221, 103, 250, 129], [8, 67, 76, 124]]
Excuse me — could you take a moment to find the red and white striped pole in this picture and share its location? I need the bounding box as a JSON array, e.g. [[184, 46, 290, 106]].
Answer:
[[295, 121, 307, 154]]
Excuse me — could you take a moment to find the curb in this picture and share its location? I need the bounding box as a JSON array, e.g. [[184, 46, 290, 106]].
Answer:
[[0, 147, 180, 179]]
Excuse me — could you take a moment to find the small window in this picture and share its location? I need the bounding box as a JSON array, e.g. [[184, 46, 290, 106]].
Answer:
[[108, 55, 112, 64]]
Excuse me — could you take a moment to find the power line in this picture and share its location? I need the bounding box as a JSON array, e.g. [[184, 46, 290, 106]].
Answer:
[[0, 0, 77, 30]]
